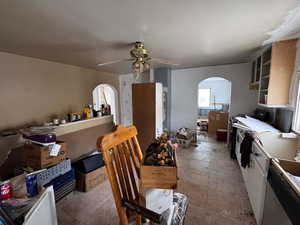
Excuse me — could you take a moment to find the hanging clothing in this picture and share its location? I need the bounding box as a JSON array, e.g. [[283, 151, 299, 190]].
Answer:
[[240, 132, 254, 168], [230, 126, 237, 160]]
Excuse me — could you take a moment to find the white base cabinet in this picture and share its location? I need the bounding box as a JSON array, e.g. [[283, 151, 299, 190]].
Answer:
[[235, 129, 269, 225]]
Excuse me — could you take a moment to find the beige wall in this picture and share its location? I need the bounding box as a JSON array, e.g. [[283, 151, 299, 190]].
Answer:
[[0, 51, 119, 131]]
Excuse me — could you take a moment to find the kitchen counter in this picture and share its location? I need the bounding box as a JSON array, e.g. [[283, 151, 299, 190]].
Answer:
[[234, 124, 298, 225]]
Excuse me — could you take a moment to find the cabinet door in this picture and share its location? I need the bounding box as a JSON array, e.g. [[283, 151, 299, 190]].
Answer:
[[256, 56, 262, 82], [246, 156, 266, 225]]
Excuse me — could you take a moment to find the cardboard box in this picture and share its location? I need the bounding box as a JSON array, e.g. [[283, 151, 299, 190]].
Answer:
[[208, 111, 228, 136], [24, 141, 67, 169], [140, 152, 177, 189], [274, 159, 300, 195], [76, 167, 106, 192]]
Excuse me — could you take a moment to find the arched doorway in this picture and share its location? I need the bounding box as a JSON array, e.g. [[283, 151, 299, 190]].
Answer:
[[92, 84, 119, 124], [197, 77, 232, 141]]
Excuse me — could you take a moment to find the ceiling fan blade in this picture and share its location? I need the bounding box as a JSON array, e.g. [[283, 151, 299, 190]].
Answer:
[[149, 58, 179, 66], [97, 58, 133, 67]]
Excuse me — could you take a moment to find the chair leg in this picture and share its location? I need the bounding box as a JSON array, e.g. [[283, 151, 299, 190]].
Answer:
[[136, 215, 142, 225]]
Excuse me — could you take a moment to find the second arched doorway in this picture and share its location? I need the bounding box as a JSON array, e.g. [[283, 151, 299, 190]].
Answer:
[[197, 77, 232, 141]]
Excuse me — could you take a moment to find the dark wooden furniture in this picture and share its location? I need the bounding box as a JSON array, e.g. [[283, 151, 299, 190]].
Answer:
[[132, 83, 163, 153]]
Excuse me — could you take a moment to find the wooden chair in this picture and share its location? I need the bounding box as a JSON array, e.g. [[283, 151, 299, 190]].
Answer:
[[97, 125, 161, 225]]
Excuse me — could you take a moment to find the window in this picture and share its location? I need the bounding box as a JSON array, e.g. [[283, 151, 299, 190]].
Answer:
[[198, 88, 211, 108], [292, 80, 300, 132]]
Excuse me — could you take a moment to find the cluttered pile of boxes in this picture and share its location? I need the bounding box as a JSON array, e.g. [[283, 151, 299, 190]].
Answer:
[[0, 129, 106, 224]]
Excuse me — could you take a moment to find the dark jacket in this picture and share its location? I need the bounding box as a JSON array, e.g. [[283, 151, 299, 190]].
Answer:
[[240, 132, 254, 168]]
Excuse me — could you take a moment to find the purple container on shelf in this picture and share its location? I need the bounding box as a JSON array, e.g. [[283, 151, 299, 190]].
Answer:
[[26, 174, 38, 197], [24, 133, 56, 144]]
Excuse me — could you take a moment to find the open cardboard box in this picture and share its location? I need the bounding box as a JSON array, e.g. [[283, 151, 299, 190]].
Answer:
[[140, 151, 177, 190]]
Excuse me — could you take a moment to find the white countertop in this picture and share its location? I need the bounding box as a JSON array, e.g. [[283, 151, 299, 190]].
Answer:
[[235, 116, 279, 133]]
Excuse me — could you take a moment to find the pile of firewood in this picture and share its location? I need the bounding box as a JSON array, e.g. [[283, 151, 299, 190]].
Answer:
[[144, 133, 176, 166]]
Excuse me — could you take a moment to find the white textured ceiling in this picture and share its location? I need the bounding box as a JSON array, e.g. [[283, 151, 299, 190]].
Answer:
[[0, 0, 299, 73]]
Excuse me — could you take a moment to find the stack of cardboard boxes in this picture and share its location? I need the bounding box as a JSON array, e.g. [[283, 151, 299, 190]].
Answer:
[[24, 141, 106, 197], [23, 141, 75, 201]]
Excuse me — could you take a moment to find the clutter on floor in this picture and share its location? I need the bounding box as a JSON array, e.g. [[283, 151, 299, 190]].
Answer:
[[197, 118, 208, 132], [0, 134, 72, 224], [0, 101, 113, 225], [175, 128, 193, 148], [61, 133, 255, 225], [0, 169, 60, 225], [0, 141, 106, 225]]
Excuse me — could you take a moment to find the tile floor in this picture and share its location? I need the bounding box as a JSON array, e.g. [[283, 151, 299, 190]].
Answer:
[[57, 136, 256, 225]]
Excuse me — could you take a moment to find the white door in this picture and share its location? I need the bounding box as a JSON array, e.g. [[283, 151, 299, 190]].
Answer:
[[245, 154, 266, 225], [155, 83, 163, 137]]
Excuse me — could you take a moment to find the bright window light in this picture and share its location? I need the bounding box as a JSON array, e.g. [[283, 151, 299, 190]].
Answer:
[[292, 80, 300, 132], [198, 88, 211, 108]]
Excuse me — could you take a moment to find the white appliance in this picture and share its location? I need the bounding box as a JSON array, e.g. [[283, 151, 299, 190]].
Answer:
[[23, 186, 58, 225]]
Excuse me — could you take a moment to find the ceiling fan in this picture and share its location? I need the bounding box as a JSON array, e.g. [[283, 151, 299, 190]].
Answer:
[[97, 41, 179, 75]]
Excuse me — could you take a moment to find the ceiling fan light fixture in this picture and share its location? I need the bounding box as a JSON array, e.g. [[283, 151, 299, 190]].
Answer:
[[96, 41, 179, 74]]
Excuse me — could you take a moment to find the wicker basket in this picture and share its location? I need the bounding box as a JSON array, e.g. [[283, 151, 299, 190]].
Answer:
[[176, 138, 192, 148]]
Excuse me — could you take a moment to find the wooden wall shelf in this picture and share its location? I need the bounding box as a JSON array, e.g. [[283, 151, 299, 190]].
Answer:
[[55, 115, 113, 136]]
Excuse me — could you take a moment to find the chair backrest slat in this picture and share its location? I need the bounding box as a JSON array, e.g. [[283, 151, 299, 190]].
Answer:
[[126, 139, 141, 177], [101, 147, 128, 224], [132, 136, 143, 161], [117, 144, 134, 201], [122, 142, 139, 200], [112, 146, 129, 200]]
